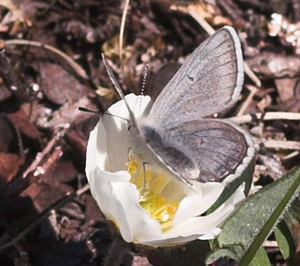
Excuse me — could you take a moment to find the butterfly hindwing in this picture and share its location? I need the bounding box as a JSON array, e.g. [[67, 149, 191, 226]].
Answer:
[[141, 119, 253, 182]]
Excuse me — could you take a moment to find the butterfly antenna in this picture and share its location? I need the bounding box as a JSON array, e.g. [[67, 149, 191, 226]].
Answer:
[[76, 106, 100, 114], [101, 53, 138, 128], [138, 63, 149, 115], [77, 106, 128, 122], [141, 63, 149, 96]]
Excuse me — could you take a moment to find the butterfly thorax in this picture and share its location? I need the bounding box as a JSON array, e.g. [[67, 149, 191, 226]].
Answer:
[[131, 119, 201, 179], [128, 121, 196, 190]]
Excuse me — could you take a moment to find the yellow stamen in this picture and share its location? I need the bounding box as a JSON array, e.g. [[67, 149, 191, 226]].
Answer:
[[127, 154, 185, 232]]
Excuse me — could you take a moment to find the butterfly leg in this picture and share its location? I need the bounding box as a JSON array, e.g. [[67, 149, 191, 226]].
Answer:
[[141, 162, 147, 198]]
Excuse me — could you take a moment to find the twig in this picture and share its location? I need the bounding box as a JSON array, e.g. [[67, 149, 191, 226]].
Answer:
[[0, 183, 90, 251], [262, 140, 300, 151], [185, 5, 215, 35], [243, 63, 261, 87], [4, 39, 89, 80], [34, 146, 63, 177], [263, 240, 278, 248], [22, 135, 56, 178], [119, 0, 131, 69], [237, 85, 258, 116], [283, 151, 299, 160], [22, 128, 66, 178], [229, 112, 300, 124], [171, 4, 262, 88]]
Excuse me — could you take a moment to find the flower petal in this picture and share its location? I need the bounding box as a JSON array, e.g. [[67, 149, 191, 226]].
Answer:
[[165, 185, 246, 240], [86, 94, 152, 173], [88, 168, 132, 241], [174, 182, 224, 226], [140, 185, 245, 247], [88, 168, 162, 243]]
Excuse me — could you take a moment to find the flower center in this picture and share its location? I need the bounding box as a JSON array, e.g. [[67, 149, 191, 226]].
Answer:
[[127, 154, 186, 232]]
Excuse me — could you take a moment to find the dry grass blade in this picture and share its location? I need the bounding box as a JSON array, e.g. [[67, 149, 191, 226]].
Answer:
[[229, 112, 300, 124], [119, 0, 131, 69], [263, 140, 300, 151], [5, 39, 89, 80], [237, 85, 258, 116]]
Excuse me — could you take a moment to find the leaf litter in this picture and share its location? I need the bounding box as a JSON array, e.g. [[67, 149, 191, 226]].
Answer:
[[0, 0, 300, 265]]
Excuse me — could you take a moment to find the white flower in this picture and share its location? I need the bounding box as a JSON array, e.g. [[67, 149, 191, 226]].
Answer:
[[86, 94, 248, 247]]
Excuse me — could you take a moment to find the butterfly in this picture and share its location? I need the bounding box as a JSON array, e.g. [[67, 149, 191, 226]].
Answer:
[[102, 26, 255, 189]]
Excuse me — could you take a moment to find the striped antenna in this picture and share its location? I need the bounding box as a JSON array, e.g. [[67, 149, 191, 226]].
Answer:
[[138, 63, 149, 115], [141, 63, 149, 96]]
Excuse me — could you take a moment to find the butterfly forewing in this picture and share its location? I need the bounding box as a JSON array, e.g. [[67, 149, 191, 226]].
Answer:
[[147, 26, 244, 129]]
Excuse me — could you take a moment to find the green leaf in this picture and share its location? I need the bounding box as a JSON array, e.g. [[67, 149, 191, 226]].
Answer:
[[277, 196, 300, 264], [275, 221, 295, 262], [205, 247, 240, 263], [248, 247, 271, 266], [206, 167, 300, 265]]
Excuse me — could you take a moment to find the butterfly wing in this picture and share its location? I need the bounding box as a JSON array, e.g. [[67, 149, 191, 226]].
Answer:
[[139, 26, 254, 183], [141, 119, 254, 182], [147, 26, 244, 128], [103, 26, 253, 184]]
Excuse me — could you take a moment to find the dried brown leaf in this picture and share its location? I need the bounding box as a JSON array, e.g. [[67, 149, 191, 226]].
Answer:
[[7, 107, 41, 140], [0, 152, 24, 190], [39, 62, 89, 105], [247, 52, 300, 78]]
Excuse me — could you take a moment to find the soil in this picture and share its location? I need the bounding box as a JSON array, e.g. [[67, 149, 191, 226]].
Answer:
[[0, 0, 299, 265]]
